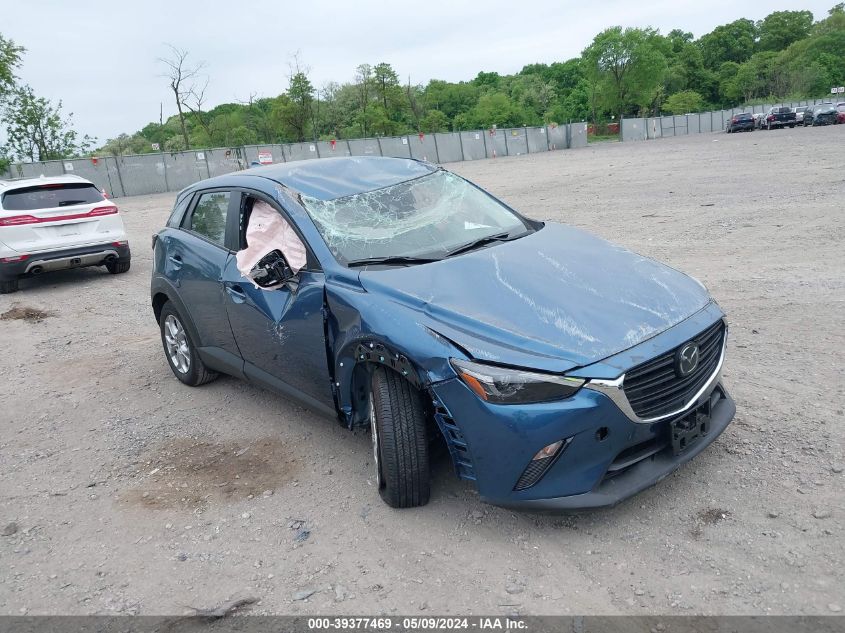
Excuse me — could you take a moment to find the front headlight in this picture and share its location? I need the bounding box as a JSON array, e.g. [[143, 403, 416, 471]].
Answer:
[[450, 359, 585, 404]]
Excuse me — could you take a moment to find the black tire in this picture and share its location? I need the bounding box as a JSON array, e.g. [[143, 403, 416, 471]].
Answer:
[[0, 279, 19, 294], [106, 259, 131, 274], [369, 366, 430, 508], [158, 301, 218, 387]]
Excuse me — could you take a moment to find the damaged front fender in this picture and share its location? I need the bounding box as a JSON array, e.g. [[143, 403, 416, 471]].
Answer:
[[323, 277, 464, 428]]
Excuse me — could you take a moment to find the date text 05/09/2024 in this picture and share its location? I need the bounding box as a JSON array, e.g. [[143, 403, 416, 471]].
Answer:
[[307, 617, 527, 630]]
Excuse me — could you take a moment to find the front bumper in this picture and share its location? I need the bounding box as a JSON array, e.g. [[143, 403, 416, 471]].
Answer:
[[430, 307, 735, 511], [0, 242, 130, 281]]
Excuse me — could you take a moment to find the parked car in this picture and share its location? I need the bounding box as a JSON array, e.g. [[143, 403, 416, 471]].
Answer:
[[804, 104, 838, 126], [836, 104, 845, 124], [151, 157, 735, 510], [793, 106, 811, 124], [0, 175, 131, 294], [725, 112, 754, 133], [752, 112, 767, 129], [763, 106, 797, 130]]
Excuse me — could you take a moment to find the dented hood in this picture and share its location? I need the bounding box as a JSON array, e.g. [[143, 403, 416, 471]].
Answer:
[[357, 223, 711, 372]]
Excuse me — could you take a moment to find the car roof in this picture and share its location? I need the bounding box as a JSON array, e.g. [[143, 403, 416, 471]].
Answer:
[[233, 156, 437, 201], [0, 174, 93, 192]]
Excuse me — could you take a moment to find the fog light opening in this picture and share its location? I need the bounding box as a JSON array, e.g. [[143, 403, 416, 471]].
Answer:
[[596, 427, 609, 442], [532, 440, 564, 461]]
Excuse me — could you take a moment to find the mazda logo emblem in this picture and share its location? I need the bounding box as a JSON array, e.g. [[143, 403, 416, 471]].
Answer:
[[676, 342, 700, 377]]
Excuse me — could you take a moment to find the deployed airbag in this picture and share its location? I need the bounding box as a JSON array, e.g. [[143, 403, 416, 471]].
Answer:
[[236, 200, 307, 287]]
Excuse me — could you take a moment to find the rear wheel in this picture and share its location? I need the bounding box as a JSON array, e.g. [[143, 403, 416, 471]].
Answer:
[[0, 279, 19, 294], [159, 302, 218, 386], [106, 259, 131, 274], [369, 366, 430, 508]]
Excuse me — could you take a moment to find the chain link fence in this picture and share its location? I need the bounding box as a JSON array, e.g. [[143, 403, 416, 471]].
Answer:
[[3, 123, 589, 199]]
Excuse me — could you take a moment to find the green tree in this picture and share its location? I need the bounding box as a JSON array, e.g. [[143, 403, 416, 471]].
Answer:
[[3, 84, 93, 161], [663, 89, 705, 114], [455, 92, 527, 129], [0, 33, 23, 97], [284, 69, 315, 142], [372, 62, 405, 133], [698, 19, 758, 69], [757, 10, 813, 51], [582, 26, 667, 119], [420, 109, 449, 133]]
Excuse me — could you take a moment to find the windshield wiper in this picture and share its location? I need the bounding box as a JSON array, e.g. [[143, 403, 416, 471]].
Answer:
[[346, 255, 442, 268], [446, 231, 520, 257]]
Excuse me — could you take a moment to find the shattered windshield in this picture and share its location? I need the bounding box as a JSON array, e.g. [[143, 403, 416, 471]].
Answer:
[[300, 170, 531, 265]]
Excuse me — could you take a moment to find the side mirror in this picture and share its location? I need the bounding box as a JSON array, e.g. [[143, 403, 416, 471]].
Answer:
[[251, 249, 297, 289]]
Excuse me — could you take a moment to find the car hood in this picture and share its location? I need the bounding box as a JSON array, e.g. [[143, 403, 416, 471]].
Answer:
[[358, 223, 711, 372]]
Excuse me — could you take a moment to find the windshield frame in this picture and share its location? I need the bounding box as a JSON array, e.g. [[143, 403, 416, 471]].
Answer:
[[299, 168, 541, 268]]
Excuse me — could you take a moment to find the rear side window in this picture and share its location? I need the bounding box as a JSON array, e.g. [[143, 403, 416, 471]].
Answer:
[[185, 191, 230, 246], [2, 183, 104, 211]]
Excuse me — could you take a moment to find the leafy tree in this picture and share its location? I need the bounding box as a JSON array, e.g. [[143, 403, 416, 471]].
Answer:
[[284, 70, 315, 142], [582, 26, 667, 119], [420, 109, 449, 133], [0, 34, 23, 97], [758, 11, 813, 51], [663, 89, 705, 114], [698, 19, 758, 69], [454, 92, 528, 129], [3, 84, 93, 161], [372, 62, 405, 133]]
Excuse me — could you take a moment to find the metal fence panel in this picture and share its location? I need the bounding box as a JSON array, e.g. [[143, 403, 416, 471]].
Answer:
[[546, 124, 567, 149], [205, 148, 245, 177], [379, 136, 412, 158], [485, 130, 507, 158], [284, 142, 320, 162], [645, 118, 662, 139], [159, 151, 207, 192], [686, 114, 701, 134], [347, 138, 381, 157], [621, 118, 646, 141], [569, 122, 588, 148], [660, 116, 675, 137], [526, 127, 549, 152], [316, 140, 351, 157], [408, 134, 438, 162], [459, 131, 486, 160], [673, 115, 688, 135], [115, 153, 168, 196], [433, 133, 462, 163], [61, 157, 124, 197], [699, 112, 713, 133], [504, 128, 528, 155], [17, 161, 64, 178], [243, 145, 285, 166]]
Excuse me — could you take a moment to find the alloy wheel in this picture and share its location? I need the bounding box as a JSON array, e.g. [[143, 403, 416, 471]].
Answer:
[[163, 314, 191, 374]]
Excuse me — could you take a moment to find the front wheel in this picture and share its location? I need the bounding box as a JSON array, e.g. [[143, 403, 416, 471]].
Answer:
[[369, 367, 430, 508]]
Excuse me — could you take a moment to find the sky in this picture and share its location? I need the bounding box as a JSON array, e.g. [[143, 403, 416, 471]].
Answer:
[[2, 0, 837, 144]]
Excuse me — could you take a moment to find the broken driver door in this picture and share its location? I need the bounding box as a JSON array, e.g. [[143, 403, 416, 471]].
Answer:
[[221, 193, 335, 414]]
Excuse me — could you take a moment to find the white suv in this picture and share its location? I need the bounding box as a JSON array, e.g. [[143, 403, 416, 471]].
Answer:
[[0, 175, 130, 293]]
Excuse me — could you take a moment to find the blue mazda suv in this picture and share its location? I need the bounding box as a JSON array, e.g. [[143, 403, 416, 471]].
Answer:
[[151, 156, 735, 510]]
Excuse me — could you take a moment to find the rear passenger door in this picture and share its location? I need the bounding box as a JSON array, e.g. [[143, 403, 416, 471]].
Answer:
[[168, 190, 239, 355]]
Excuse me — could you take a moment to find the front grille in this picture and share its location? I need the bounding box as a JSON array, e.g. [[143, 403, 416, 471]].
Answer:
[[623, 320, 725, 419]]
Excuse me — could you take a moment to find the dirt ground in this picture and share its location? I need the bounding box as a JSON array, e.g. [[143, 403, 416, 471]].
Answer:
[[1, 126, 843, 617]]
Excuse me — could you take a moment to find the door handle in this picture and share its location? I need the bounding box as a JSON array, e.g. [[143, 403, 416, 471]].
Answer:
[[168, 254, 183, 269], [226, 283, 247, 303]]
